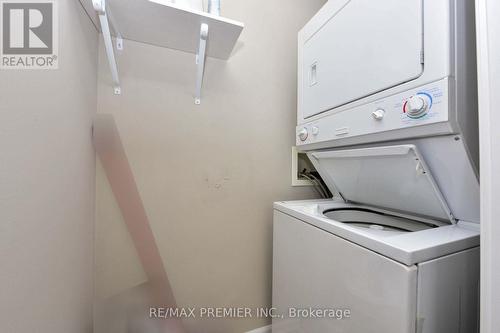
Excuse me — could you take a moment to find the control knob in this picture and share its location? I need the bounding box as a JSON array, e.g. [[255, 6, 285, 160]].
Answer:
[[298, 128, 308, 141], [371, 109, 385, 120], [405, 95, 430, 118]]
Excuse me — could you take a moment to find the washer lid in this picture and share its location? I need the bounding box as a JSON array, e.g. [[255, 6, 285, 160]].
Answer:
[[308, 145, 455, 223]]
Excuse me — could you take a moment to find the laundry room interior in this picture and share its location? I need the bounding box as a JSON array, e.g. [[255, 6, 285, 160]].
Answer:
[[1, 0, 499, 333]]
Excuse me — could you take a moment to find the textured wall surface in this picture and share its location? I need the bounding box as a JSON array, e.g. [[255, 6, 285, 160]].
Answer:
[[94, 1, 326, 332], [0, 1, 98, 332]]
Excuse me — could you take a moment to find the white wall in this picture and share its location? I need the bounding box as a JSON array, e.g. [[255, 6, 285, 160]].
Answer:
[[0, 1, 98, 332], [476, 0, 500, 332], [94, 1, 326, 332]]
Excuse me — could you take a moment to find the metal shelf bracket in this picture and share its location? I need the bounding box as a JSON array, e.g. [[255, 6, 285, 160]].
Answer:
[[93, 0, 122, 95], [107, 7, 123, 51], [195, 23, 209, 105]]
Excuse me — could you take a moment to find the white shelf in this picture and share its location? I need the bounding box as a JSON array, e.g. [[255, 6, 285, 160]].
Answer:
[[80, 0, 244, 59], [80, 0, 244, 102]]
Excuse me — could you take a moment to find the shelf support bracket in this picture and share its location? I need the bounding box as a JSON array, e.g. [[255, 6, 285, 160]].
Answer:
[[195, 23, 209, 105], [107, 8, 123, 51], [93, 0, 121, 95]]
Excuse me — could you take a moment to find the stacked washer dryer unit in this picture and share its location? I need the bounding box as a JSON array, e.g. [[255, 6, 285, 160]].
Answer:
[[272, 0, 479, 333]]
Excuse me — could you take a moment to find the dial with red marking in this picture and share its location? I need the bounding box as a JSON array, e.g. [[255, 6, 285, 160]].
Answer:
[[403, 93, 433, 118]]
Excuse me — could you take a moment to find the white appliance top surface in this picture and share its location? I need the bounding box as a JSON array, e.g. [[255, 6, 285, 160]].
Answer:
[[273, 199, 479, 266], [308, 144, 455, 223]]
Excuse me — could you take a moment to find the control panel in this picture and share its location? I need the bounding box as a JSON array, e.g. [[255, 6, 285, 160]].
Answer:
[[297, 79, 449, 146]]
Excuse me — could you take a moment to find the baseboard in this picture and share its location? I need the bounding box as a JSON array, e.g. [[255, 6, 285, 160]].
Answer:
[[245, 325, 271, 333]]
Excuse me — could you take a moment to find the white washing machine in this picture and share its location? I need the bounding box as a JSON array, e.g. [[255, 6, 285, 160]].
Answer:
[[272, 142, 480, 332], [272, 0, 480, 332]]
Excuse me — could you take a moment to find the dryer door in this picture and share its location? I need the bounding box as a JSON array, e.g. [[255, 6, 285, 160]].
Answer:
[[301, 0, 424, 119]]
